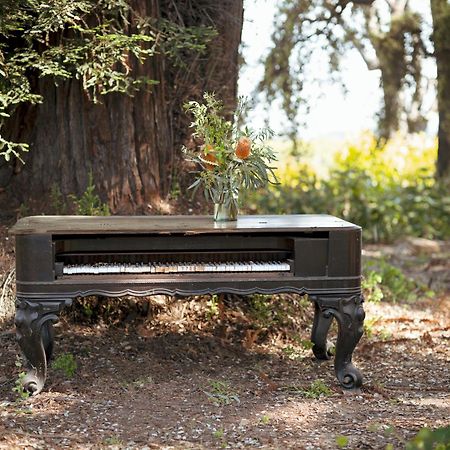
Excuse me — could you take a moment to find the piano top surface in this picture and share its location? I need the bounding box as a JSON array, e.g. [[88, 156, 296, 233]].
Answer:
[[11, 214, 360, 236]]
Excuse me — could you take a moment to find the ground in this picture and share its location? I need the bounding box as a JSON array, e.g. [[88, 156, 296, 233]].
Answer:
[[0, 229, 449, 449]]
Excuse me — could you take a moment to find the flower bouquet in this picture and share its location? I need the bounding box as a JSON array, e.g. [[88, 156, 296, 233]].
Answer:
[[182, 93, 278, 221]]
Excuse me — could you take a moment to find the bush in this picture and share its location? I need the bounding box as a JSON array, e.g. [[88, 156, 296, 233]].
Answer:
[[244, 133, 450, 243], [363, 258, 432, 303]]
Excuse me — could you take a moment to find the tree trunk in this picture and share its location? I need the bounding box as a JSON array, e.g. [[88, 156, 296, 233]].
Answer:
[[0, 0, 244, 214], [431, 0, 450, 179]]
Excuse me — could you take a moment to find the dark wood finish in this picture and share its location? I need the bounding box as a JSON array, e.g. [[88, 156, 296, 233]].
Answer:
[[11, 214, 365, 395], [11, 214, 360, 234]]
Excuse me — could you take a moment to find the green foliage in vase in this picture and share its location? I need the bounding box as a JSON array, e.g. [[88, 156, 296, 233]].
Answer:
[[182, 93, 278, 211]]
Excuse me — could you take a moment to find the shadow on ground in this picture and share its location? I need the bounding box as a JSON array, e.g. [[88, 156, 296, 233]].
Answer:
[[0, 294, 449, 449]]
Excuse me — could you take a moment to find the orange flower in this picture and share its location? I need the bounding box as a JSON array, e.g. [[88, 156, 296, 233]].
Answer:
[[235, 137, 251, 159], [200, 144, 218, 170]]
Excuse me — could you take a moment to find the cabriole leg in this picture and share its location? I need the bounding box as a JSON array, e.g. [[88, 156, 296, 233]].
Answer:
[[311, 300, 333, 360], [15, 298, 71, 395], [315, 295, 365, 390]]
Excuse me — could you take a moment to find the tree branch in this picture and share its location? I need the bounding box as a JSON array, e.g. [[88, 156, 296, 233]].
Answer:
[[345, 29, 380, 70]]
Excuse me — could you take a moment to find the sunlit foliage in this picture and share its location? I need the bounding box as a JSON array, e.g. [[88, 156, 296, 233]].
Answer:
[[0, 0, 215, 162], [245, 133, 450, 242]]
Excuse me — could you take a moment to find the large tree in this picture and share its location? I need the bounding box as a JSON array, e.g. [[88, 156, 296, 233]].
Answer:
[[0, 0, 244, 213], [259, 0, 429, 141], [431, 0, 450, 178]]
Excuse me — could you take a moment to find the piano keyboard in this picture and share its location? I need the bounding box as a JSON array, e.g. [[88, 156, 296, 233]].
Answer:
[[62, 261, 291, 275]]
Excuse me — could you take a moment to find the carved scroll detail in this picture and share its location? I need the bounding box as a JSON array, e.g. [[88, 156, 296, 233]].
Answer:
[[15, 298, 72, 395], [312, 295, 365, 390]]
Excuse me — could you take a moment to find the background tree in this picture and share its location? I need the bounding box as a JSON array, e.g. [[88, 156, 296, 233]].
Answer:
[[431, 0, 450, 178], [259, 0, 430, 141], [0, 0, 244, 213]]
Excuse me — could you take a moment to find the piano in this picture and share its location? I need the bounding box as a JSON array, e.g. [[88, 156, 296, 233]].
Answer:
[[11, 214, 365, 394]]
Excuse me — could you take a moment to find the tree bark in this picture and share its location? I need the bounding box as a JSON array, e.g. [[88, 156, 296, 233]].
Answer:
[[0, 0, 244, 214], [431, 0, 450, 179]]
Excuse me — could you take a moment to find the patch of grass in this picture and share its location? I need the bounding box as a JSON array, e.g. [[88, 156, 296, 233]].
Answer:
[[248, 294, 274, 327], [12, 372, 30, 401], [103, 436, 123, 446], [336, 435, 349, 448], [213, 428, 224, 438], [18, 203, 30, 218], [366, 423, 449, 449], [12, 357, 30, 401], [302, 379, 333, 399], [281, 379, 333, 399], [131, 375, 154, 388], [212, 427, 227, 448], [204, 380, 240, 406], [363, 316, 390, 341], [282, 345, 303, 360], [293, 336, 314, 350], [51, 353, 77, 378], [260, 415, 270, 425]]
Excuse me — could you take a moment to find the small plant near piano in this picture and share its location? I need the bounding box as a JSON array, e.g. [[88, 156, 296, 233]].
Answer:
[[51, 352, 77, 378], [182, 92, 278, 220], [12, 357, 30, 401], [301, 379, 333, 399], [70, 172, 110, 216], [282, 336, 315, 360], [281, 345, 303, 360], [362, 270, 384, 303], [293, 336, 314, 350], [363, 258, 432, 303], [248, 294, 285, 329], [335, 435, 350, 448], [103, 436, 123, 446], [206, 294, 220, 319], [49, 184, 68, 215], [260, 415, 271, 425], [204, 380, 240, 406], [17, 202, 30, 219], [212, 428, 228, 448]]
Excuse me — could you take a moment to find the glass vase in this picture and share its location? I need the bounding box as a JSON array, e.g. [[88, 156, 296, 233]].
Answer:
[[213, 201, 238, 222]]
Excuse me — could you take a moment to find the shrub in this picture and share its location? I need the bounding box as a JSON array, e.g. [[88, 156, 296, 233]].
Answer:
[[244, 133, 450, 243]]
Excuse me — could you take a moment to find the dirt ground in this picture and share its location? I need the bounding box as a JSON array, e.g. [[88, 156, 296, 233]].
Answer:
[[0, 229, 449, 449]]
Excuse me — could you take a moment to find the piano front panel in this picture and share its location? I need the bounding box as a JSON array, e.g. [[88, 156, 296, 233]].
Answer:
[[293, 238, 328, 276], [14, 229, 362, 297], [328, 230, 361, 277], [54, 233, 295, 278], [16, 234, 55, 282], [54, 234, 293, 253]]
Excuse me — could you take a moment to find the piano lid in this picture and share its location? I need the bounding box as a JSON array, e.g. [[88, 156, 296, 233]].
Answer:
[[10, 214, 361, 235]]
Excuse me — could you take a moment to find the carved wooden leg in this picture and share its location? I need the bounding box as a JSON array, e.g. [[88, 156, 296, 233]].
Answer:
[[315, 295, 365, 390], [41, 321, 55, 361], [15, 298, 71, 395], [311, 300, 333, 360]]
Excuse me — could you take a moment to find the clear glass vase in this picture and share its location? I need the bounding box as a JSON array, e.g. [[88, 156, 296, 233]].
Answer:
[[213, 201, 238, 222]]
